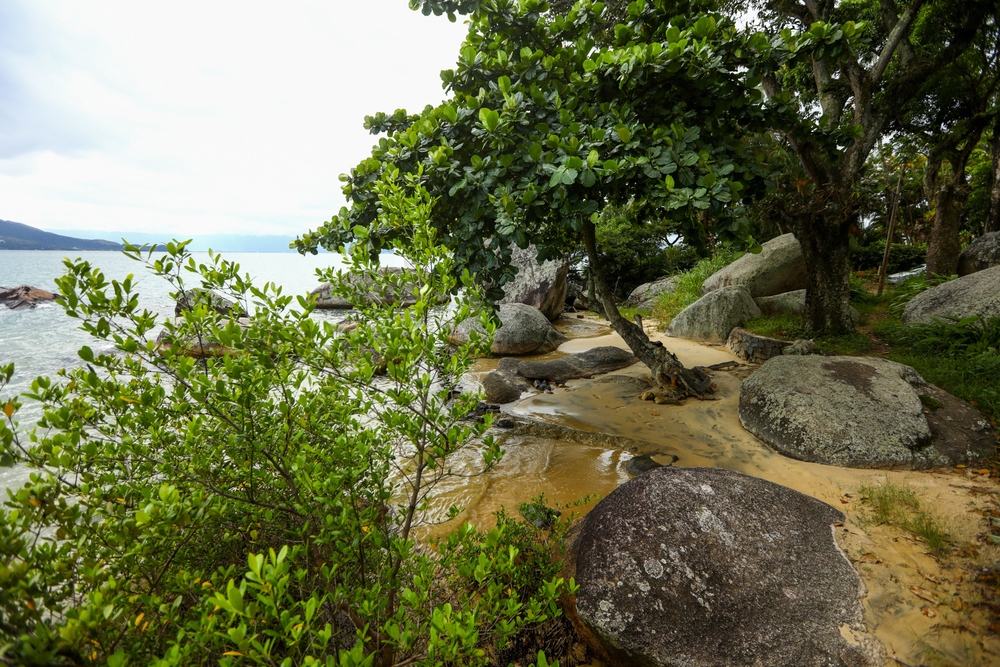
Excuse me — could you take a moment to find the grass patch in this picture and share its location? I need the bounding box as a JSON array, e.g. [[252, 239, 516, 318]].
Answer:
[[872, 316, 1000, 419], [857, 478, 951, 556], [650, 248, 742, 327], [743, 314, 801, 338]]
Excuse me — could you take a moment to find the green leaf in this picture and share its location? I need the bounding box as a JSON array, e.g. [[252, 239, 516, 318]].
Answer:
[[479, 108, 500, 132], [615, 125, 632, 143]]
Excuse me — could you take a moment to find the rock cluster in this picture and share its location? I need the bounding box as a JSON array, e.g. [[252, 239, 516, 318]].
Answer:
[[479, 347, 639, 404], [0, 285, 59, 310], [623, 276, 678, 311], [310, 268, 422, 309], [571, 466, 882, 667]]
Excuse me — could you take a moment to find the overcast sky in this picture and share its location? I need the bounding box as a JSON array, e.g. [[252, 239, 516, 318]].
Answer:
[[0, 1, 469, 237]]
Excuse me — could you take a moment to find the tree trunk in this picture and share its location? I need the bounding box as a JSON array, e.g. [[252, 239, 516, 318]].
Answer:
[[583, 219, 713, 401], [986, 128, 1000, 234], [793, 211, 855, 335], [926, 178, 968, 276]]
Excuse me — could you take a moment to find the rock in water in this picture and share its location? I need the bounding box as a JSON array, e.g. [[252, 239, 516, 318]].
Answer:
[[0, 285, 59, 310], [450, 303, 567, 355], [310, 268, 426, 309], [701, 233, 807, 297], [739, 355, 995, 469], [901, 265, 1000, 324], [499, 245, 569, 321], [958, 231, 1000, 276], [573, 467, 883, 667], [666, 285, 760, 342], [516, 346, 639, 384]]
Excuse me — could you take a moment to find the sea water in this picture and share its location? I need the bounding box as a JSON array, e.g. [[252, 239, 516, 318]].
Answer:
[[0, 249, 360, 493]]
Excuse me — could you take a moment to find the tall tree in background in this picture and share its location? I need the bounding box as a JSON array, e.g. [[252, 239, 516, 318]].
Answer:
[[894, 5, 1000, 275], [743, 0, 995, 332]]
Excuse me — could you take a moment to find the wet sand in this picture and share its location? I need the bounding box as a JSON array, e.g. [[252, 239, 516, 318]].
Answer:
[[441, 316, 1000, 666]]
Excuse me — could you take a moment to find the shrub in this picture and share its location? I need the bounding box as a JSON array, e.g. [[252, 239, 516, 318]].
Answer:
[[650, 248, 743, 326], [850, 240, 926, 274], [0, 177, 570, 666]]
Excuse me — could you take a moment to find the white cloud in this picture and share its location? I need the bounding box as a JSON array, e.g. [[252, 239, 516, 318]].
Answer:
[[0, 0, 469, 236]]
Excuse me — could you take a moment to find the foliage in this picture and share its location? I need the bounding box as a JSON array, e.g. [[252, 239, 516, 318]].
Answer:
[[0, 177, 571, 666], [588, 203, 680, 299], [850, 240, 927, 275], [857, 478, 950, 556], [650, 248, 741, 326], [296, 0, 767, 303], [872, 314, 1000, 418]]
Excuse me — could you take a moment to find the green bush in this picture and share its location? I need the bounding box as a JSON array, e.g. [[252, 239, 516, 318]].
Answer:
[[0, 178, 570, 666], [651, 248, 742, 326], [850, 240, 926, 274], [589, 205, 684, 299]]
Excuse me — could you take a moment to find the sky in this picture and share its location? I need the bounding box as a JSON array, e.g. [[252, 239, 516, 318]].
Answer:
[[0, 1, 470, 238]]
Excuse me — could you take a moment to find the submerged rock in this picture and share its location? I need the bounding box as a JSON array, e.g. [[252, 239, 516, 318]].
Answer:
[[739, 355, 995, 469], [666, 285, 760, 342], [902, 265, 1000, 324], [701, 233, 807, 297], [572, 466, 882, 667], [0, 285, 59, 310], [451, 303, 567, 355], [516, 347, 639, 384]]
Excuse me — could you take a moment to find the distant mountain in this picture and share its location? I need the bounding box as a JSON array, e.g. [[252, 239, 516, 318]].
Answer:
[[0, 219, 123, 251], [47, 229, 300, 253]]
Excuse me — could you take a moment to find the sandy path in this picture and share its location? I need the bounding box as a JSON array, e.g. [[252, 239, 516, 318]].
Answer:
[[442, 319, 1000, 666]]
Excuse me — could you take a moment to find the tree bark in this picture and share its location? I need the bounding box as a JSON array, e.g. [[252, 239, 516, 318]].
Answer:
[[986, 126, 1000, 234], [582, 219, 713, 401], [925, 178, 968, 276], [793, 209, 855, 335]]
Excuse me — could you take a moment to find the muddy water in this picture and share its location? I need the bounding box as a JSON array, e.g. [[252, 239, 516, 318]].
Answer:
[[435, 316, 1000, 666]]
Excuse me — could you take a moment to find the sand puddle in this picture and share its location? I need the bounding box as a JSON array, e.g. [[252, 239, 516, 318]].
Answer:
[[432, 319, 1000, 666]]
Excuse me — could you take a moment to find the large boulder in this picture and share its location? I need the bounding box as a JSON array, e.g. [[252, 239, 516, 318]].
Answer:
[[500, 245, 569, 321], [739, 355, 995, 469], [0, 285, 59, 310], [624, 276, 678, 311], [702, 233, 807, 297], [310, 268, 423, 309], [451, 303, 567, 355], [666, 285, 760, 342], [572, 466, 882, 667], [901, 265, 1000, 324], [958, 231, 1000, 276], [513, 346, 639, 384]]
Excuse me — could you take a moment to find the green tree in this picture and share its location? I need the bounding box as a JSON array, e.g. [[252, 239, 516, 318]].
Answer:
[[298, 0, 769, 401], [1, 176, 570, 666], [740, 0, 996, 331]]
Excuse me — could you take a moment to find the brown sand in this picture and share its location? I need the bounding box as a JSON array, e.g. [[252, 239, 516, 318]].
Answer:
[[438, 317, 1000, 666]]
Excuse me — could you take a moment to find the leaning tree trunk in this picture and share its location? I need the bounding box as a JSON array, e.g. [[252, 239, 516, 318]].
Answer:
[[793, 209, 855, 335], [582, 219, 713, 401]]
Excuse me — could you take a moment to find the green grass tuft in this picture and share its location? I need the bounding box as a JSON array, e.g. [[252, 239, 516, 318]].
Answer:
[[651, 248, 742, 327], [857, 478, 951, 556]]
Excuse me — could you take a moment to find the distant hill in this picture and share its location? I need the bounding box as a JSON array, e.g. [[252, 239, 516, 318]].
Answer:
[[47, 229, 300, 253], [0, 219, 123, 251]]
